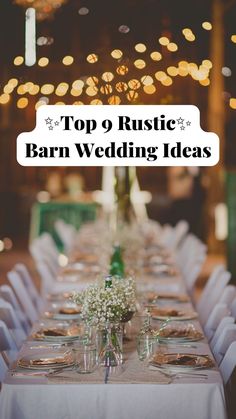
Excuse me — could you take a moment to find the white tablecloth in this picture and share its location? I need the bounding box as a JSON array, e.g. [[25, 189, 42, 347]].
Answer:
[[0, 273, 227, 419]]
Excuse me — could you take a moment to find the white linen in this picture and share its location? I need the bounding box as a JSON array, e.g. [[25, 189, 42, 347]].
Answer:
[[0, 273, 227, 419]]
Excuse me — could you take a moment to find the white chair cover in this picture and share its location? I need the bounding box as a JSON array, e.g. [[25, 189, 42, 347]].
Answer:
[[212, 324, 236, 366], [14, 263, 43, 313], [0, 320, 18, 365], [198, 271, 231, 325], [204, 303, 230, 341], [210, 316, 235, 348], [0, 353, 8, 384], [220, 341, 236, 384], [0, 298, 26, 348], [0, 285, 30, 334], [7, 271, 38, 324]]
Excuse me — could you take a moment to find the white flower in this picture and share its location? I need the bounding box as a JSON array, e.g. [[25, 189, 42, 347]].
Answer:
[[73, 276, 136, 326]]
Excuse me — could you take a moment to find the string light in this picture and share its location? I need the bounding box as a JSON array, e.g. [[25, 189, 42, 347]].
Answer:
[[143, 84, 156, 94], [4, 21, 233, 107], [128, 79, 141, 90], [90, 99, 103, 105], [86, 86, 98, 96], [29, 84, 40, 95], [141, 75, 153, 86], [134, 59, 146, 69], [17, 97, 28, 108], [108, 95, 121, 105], [167, 42, 178, 52], [231, 35, 236, 43], [4, 85, 14, 94], [102, 72, 114, 82], [202, 21, 212, 30], [55, 82, 69, 96], [14, 56, 24, 66], [87, 54, 98, 63], [62, 55, 74, 65], [111, 49, 123, 59], [72, 80, 84, 90], [41, 84, 54, 95], [100, 84, 113, 95], [17, 84, 27, 95], [167, 66, 178, 76], [126, 90, 138, 102], [86, 76, 98, 86], [70, 88, 82, 96], [155, 71, 167, 81], [229, 98, 236, 109], [35, 100, 45, 110], [8, 78, 18, 88], [199, 78, 210, 86], [158, 37, 169, 46], [162, 77, 173, 86], [115, 82, 128, 92], [202, 59, 213, 69], [135, 43, 147, 53], [116, 65, 129, 75], [150, 51, 162, 61], [38, 57, 49, 67], [0, 94, 10, 104]]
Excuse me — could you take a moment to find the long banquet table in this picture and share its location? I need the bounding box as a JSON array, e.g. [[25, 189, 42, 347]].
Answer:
[[0, 263, 227, 419]]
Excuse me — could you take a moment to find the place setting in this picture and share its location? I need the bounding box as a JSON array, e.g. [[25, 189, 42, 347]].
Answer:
[[150, 306, 198, 321], [43, 301, 82, 321], [30, 320, 87, 343]]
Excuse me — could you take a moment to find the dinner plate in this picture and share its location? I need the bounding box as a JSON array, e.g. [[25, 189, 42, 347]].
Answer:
[[145, 292, 189, 304], [47, 292, 73, 302], [144, 265, 177, 277], [44, 305, 82, 321], [157, 324, 204, 342], [31, 323, 84, 342], [18, 350, 74, 370], [151, 307, 198, 321], [150, 353, 214, 372]]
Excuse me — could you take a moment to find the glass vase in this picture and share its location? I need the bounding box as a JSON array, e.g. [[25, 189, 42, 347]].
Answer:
[[97, 322, 123, 366]]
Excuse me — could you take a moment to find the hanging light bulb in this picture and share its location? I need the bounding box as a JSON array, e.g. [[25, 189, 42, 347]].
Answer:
[[15, 1, 68, 21], [25, 8, 36, 66]]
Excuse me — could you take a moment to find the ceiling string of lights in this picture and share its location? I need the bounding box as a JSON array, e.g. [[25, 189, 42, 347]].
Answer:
[[1, 14, 236, 109]]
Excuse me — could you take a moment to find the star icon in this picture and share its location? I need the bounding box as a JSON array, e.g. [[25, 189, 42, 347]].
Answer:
[[48, 125, 53, 130], [186, 121, 191, 126], [180, 125, 185, 130], [177, 117, 184, 125], [45, 117, 53, 125], [54, 121, 59, 126]]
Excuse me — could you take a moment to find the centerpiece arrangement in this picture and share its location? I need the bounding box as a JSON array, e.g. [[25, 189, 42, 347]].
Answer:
[[73, 275, 136, 326], [73, 275, 136, 367]]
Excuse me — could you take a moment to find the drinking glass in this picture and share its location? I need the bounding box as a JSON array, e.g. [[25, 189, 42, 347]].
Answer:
[[74, 343, 97, 374], [136, 334, 158, 361]]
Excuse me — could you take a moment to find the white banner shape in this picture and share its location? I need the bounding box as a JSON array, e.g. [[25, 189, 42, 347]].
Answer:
[[17, 105, 219, 166]]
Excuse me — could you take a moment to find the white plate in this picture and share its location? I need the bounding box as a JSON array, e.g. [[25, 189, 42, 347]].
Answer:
[[150, 353, 214, 373], [152, 311, 198, 321], [18, 351, 74, 370]]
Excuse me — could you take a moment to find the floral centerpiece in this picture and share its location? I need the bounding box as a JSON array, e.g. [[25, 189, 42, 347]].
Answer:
[[73, 276, 136, 326]]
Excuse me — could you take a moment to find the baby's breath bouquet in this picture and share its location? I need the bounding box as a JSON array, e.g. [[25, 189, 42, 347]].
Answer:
[[73, 276, 136, 326]]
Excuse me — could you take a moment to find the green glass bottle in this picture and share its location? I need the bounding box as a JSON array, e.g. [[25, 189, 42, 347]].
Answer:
[[105, 275, 113, 288], [109, 245, 125, 278]]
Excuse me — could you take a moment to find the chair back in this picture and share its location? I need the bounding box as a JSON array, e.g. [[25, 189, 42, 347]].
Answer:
[[220, 341, 236, 384], [7, 271, 38, 324], [204, 303, 230, 341], [212, 324, 236, 365]]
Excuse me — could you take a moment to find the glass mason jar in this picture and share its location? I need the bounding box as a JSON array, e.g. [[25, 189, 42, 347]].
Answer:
[[136, 334, 158, 361], [96, 322, 123, 366]]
